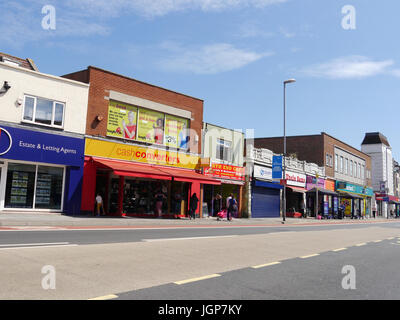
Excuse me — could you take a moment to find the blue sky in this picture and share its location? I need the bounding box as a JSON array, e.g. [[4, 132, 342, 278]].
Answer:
[[1, 0, 400, 160]]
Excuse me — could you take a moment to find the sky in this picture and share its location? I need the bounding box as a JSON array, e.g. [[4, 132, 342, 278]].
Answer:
[[1, 0, 400, 160]]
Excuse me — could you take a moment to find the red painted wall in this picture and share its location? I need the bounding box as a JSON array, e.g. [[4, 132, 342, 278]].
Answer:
[[81, 157, 97, 212]]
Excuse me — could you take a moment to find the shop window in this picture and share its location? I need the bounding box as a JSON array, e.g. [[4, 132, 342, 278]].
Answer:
[[35, 166, 63, 210], [216, 138, 232, 162], [23, 95, 65, 128], [5, 163, 36, 208], [5, 163, 64, 210]]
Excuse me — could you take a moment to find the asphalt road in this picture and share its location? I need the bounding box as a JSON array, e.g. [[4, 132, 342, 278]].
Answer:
[[1, 221, 399, 300], [0, 221, 399, 247], [115, 236, 400, 300]]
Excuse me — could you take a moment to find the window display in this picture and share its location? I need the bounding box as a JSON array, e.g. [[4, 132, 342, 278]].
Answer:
[[5, 162, 64, 210], [5, 163, 36, 208]]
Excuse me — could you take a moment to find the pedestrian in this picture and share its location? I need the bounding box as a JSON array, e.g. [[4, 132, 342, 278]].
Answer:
[[189, 193, 199, 220], [227, 193, 237, 221], [213, 194, 222, 217], [95, 193, 104, 217], [155, 191, 165, 218]]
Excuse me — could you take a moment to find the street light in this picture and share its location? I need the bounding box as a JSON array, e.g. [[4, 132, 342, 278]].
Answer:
[[282, 79, 296, 223]]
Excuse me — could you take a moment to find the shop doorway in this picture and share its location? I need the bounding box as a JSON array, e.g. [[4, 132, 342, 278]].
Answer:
[[203, 184, 240, 217]]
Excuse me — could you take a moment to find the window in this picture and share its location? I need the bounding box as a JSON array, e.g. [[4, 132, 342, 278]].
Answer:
[[340, 156, 343, 173], [5, 163, 64, 210], [216, 138, 232, 162], [362, 165, 365, 180], [326, 153, 331, 167], [350, 160, 353, 177], [335, 154, 338, 172], [358, 163, 361, 179], [354, 162, 357, 178], [345, 158, 348, 175], [23, 95, 65, 128]]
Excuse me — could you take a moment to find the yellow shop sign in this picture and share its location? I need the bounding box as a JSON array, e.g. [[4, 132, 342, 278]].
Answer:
[[85, 138, 201, 170]]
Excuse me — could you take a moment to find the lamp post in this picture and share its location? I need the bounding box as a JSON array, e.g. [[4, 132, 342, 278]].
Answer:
[[282, 79, 296, 223]]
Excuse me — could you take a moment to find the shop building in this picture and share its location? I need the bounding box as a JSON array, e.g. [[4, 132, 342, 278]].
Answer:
[[245, 145, 325, 218], [202, 123, 245, 217], [0, 53, 89, 214], [361, 132, 395, 217], [253, 132, 373, 218], [63, 66, 219, 218]]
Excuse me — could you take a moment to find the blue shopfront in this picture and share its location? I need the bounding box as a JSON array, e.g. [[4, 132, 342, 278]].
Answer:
[[251, 165, 283, 218], [0, 125, 84, 214]]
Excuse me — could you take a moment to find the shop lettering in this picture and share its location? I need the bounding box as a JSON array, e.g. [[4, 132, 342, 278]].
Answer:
[[18, 141, 76, 154], [116, 148, 180, 164], [286, 173, 305, 183]]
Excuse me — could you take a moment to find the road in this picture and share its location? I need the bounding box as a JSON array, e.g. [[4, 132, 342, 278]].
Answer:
[[0, 220, 399, 300]]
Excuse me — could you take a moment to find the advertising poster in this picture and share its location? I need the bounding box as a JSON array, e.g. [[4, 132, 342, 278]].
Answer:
[[107, 100, 138, 140], [165, 115, 189, 149], [340, 198, 352, 217], [137, 109, 164, 144]]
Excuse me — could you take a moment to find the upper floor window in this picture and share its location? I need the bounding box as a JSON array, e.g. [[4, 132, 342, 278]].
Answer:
[[350, 160, 353, 177], [340, 156, 344, 173], [345, 158, 348, 175], [23, 95, 65, 128], [335, 154, 338, 172], [216, 138, 232, 162]]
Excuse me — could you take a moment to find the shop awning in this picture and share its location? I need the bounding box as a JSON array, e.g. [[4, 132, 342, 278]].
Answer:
[[287, 186, 307, 193], [338, 191, 364, 199], [92, 157, 221, 185], [307, 187, 338, 196], [93, 158, 172, 181]]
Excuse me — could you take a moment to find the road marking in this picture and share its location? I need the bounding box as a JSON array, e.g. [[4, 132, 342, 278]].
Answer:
[[88, 294, 118, 300], [355, 243, 366, 246], [0, 244, 77, 251], [373, 240, 382, 243], [300, 254, 320, 259], [387, 237, 395, 240], [0, 242, 70, 247], [332, 248, 347, 252], [142, 235, 237, 242], [174, 274, 221, 285], [252, 261, 281, 269]]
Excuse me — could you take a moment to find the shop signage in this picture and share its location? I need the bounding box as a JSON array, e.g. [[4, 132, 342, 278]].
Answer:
[[0, 127, 12, 156], [0, 125, 84, 167], [204, 163, 245, 181], [85, 138, 201, 170], [336, 181, 374, 197], [285, 171, 306, 187], [306, 175, 325, 190], [325, 179, 336, 191], [272, 155, 283, 179], [253, 165, 272, 181]]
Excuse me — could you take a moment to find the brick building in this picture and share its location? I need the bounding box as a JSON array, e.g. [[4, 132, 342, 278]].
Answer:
[[63, 66, 219, 217], [252, 132, 374, 217]]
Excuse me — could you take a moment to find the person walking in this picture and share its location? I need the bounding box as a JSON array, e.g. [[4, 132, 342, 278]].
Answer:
[[189, 193, 199, 220], [227, 193, 237, 221], [95, 193, 104, 216]]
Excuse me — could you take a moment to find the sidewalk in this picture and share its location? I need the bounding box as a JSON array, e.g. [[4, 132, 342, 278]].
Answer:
[[0, 211, 397, 227]]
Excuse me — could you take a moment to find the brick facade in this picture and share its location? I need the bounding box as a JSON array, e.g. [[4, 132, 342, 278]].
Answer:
[[254, 132, 372, 187], [63, 66, 204, 154]]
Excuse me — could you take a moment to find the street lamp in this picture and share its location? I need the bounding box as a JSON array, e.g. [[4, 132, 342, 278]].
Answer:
[[282, 79, 296, 223]]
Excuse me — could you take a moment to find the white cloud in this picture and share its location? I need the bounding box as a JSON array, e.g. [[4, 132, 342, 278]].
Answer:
[[300, 56, 394, 79], [158, 42, 272, 74]]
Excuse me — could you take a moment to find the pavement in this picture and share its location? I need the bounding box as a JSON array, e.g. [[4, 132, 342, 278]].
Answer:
[[0, 210, 396, 227]]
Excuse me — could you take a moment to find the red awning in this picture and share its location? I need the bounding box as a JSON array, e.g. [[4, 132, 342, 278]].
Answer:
[[93, 158, 172, 181], [287, 186, 307, 193], [92, 157, 221, 185]]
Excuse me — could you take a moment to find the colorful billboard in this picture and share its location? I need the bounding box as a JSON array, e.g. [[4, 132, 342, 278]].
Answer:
[[106, 100, 138, 140], [204, 163, 245, 181], [165, 115, 189, 149]]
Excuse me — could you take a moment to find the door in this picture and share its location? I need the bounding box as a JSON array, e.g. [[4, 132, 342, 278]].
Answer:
[[251, 186, 280, 218]]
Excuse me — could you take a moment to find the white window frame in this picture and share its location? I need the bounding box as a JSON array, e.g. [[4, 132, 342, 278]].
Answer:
[[345, 158, 348, 175], [340, 156, 343, 173], [216, 138, 232, 162], [350, 160, 353, 177], [335, 154, 338, 172], [22, 95, 65, 129]]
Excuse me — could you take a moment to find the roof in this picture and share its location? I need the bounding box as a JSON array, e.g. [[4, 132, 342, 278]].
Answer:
[[0, 52, 38, 71], [361, 132, 390, 147]]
